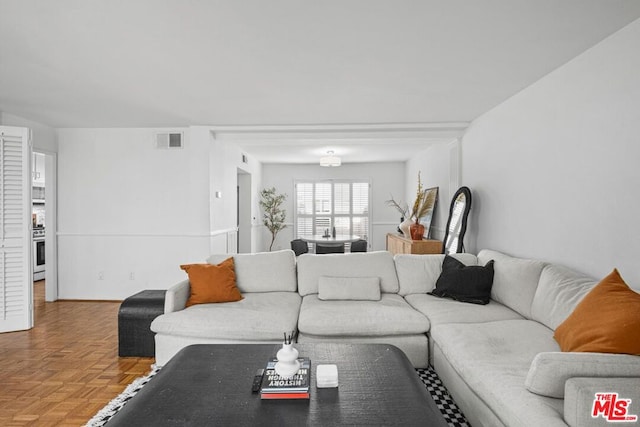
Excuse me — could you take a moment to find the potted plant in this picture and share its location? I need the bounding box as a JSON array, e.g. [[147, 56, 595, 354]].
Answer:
[[259, 187, 287, 251]]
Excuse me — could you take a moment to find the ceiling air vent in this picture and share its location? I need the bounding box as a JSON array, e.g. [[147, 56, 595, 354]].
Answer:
[[155, 132, 184, 149]]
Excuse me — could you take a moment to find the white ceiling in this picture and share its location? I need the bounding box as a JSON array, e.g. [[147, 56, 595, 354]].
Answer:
[[211, 122, 468, 163], [2, 1, 640, 163]]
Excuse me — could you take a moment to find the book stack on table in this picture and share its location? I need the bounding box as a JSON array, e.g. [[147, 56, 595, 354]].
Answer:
[[260, 357, 311, 400]]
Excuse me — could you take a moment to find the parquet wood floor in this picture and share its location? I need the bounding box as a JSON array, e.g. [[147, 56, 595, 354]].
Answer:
[[0, 281, 154, 426]]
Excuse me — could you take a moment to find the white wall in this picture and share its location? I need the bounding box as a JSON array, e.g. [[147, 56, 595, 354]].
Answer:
[[462, 18, 640, 288], [55, 126, 262, 299], [405, 140, 459, 241], [57, 127, 212, 299], [206, 129, 263, 253], [261, 162, 405, 252]]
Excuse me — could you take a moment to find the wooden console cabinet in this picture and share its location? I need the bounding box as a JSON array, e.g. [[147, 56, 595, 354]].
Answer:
[[386, 233, 442, 255]]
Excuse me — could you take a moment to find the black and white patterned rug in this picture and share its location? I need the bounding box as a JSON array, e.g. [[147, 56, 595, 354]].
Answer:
[[417, 367, 471, 427], [86, 365, 470, 426]]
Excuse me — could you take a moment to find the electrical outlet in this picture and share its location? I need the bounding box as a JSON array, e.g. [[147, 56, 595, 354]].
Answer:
[[98, 271, 104, 280], [129, 272, 135, 280]]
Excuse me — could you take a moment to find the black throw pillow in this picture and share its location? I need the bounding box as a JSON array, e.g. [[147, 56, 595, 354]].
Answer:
[[428, 255, 495, 305]]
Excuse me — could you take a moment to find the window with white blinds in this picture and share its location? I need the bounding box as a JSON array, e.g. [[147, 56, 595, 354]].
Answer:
[[294, 180, 370, 240]]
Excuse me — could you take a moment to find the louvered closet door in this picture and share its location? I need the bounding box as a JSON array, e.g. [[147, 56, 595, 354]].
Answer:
[[0, 126, 33, 333]]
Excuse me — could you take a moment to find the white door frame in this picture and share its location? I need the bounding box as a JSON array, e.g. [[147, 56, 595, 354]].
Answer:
[[33, 149, 58, 301]]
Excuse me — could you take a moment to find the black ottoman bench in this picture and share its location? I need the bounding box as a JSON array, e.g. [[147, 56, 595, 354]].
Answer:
[[118, 290, 166, 357]]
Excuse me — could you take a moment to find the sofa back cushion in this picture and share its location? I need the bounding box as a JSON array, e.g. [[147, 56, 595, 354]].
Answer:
[[206, 250, 297, 293], [530, 264, 597, 330], [297, 251, 399, 297], [395, 253, 478, 296], [318, 276, 381, 301], [478, 249, 546, 319]]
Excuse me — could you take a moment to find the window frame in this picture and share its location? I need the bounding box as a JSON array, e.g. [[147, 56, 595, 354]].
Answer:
[[293, 179, 371, 241]]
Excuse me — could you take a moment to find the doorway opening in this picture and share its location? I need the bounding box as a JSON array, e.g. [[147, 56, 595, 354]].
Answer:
[[31, 150, 57, 302], [237, 169, 252, 253]]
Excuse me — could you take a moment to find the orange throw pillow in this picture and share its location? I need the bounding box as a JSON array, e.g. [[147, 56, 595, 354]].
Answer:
[[554, 269, 640, 355], [181, 257, 242, 307]]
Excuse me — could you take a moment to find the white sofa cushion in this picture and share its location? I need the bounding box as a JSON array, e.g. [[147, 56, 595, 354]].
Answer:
[[296, 251, 399, 296], [478, 249, 546, 319], [151, 292, 301, 341], [318, 276, 381, 301], [405, 293, 522, 326], [297, 334, 429, 369], [525, 352, 640, 398], [432, 319, 565, 427], [298, 294, 429, 336], [530, 264, 597, 330], [394, 253, 478, 296], [207, 250, 297, 293]]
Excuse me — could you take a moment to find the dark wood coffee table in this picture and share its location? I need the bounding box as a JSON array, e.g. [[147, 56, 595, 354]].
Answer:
[[106, 343, 449, 426]]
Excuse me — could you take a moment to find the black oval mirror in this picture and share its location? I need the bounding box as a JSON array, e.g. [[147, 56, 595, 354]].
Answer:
[[442, 186, 472, 254]]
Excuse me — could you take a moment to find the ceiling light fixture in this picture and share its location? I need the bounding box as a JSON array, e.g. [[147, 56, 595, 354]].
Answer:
[[320, 150, 341, 167]]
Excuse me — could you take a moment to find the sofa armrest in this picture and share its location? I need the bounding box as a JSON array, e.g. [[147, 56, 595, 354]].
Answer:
[[164, 279, 190, 313], [525, 352, 640, 398], [564, 377, 640, 427]]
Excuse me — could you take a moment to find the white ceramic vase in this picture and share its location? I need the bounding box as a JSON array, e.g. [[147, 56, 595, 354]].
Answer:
[[399, 217, 413, 239], [275, 343, 300, 378]]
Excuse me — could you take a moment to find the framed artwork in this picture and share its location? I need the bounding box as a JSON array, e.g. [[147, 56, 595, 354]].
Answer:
[[420, 187, 438, 239]]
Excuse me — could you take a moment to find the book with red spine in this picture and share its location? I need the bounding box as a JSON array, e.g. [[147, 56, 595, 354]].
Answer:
[[260, 357, 311, 400], [260, 392, 310, 400]]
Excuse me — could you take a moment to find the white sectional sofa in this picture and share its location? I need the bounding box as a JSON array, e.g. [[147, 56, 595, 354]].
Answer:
[[150, 248, 640, 427], [151, 250, 301, 365], [398, 249, 640, 427], [296, 251, 430, 368]]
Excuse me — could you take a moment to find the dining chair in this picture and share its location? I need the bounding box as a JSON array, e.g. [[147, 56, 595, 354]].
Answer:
[[315, 243, 345, 254], [350, 239, 368, 252], [290, 239, 309, 256]]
